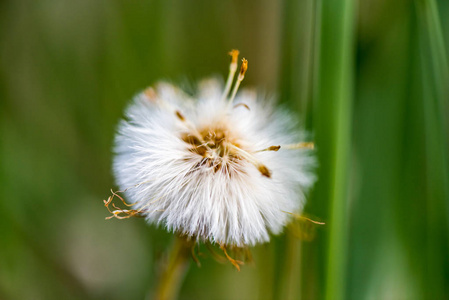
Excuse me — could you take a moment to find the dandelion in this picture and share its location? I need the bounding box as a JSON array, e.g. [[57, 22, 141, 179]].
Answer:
[[110, 49, 315, 246], [107, 50, 316, 279]]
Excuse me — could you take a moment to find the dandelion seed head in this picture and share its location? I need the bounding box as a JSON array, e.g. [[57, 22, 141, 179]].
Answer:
[[113, 52, 316, 247]]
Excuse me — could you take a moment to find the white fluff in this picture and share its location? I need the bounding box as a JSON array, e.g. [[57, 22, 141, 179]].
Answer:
[[113, 78, 315, 247]]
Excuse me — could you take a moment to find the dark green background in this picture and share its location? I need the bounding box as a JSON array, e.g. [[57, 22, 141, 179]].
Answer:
[[1, 0, 448, 299]]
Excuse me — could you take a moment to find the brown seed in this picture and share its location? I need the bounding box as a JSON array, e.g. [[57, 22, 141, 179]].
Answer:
[[175, 110, 186, 121], [258, 164, 271, 178], [267, 145, 281, 152]]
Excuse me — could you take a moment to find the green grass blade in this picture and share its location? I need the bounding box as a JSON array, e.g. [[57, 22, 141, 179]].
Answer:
[[313, 0, 355, 299]]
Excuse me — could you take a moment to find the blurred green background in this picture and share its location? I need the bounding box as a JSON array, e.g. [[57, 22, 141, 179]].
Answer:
[[1, 0, 448, 299]]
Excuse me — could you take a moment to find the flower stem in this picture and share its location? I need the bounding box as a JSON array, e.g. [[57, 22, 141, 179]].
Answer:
[[153, 236, 193, 300]]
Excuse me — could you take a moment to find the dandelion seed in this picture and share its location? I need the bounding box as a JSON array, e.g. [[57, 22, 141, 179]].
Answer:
[[112, 50, 316, 248]]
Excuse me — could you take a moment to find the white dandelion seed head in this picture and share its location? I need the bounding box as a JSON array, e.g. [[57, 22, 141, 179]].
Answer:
[[113, 52, 316, 247]]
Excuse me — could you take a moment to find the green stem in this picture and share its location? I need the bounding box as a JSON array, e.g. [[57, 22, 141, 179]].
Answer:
[[317, 0, 355, 299], [153, 236, 192, 300]]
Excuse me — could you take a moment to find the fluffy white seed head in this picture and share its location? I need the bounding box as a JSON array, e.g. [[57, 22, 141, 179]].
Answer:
[[113, 55, 315, 247]]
